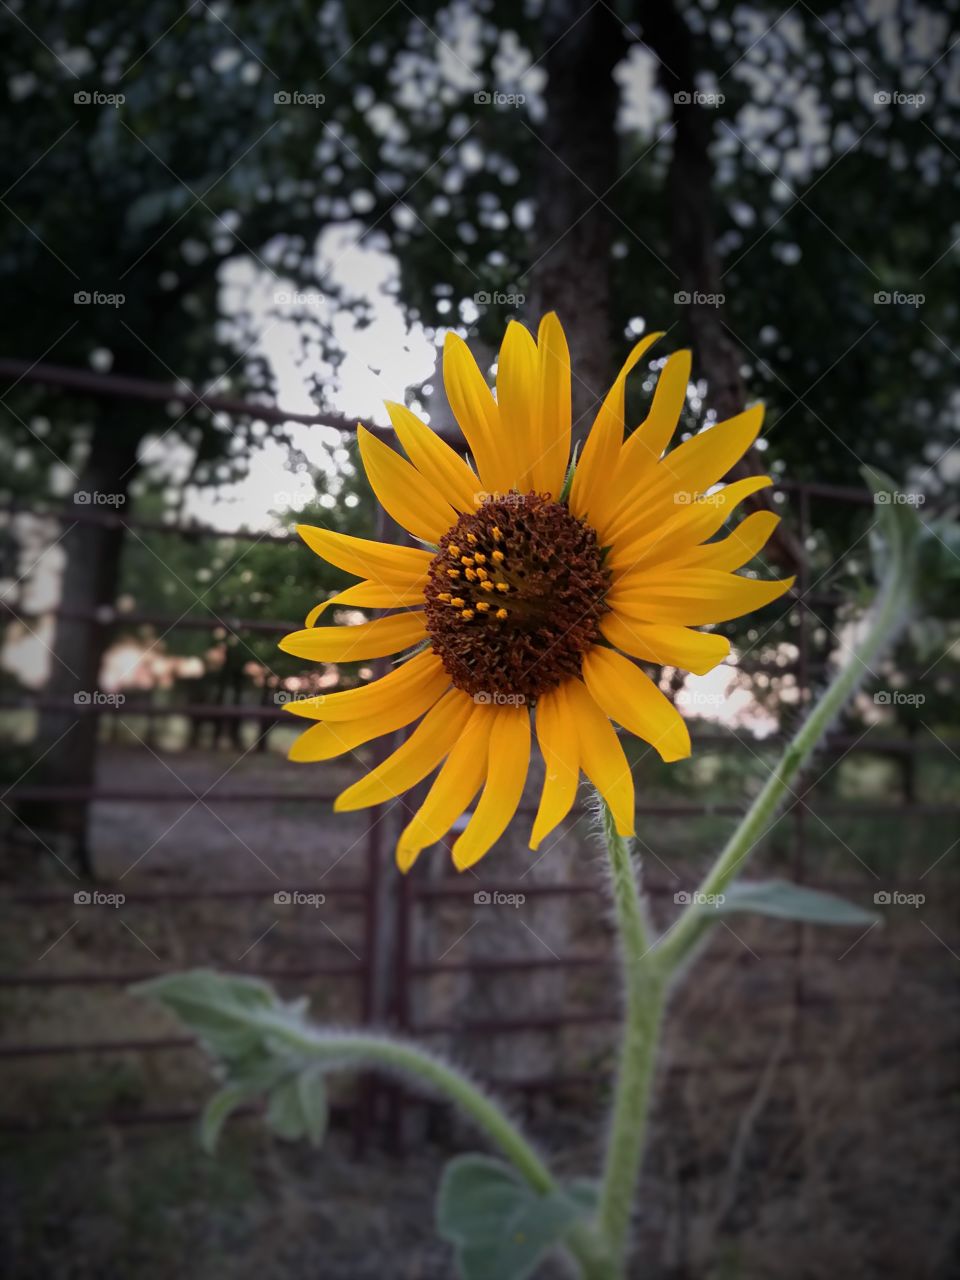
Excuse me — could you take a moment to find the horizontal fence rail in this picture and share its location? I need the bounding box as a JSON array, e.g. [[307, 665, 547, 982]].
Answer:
[[0, 359, 953, 1144]]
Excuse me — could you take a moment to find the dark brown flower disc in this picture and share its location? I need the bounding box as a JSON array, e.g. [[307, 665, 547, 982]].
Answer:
[[424, 492, 609, 703]]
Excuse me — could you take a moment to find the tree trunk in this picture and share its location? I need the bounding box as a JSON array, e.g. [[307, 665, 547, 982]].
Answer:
[[19, 408, 142, 877], [641, 0, 803, 572], [527, 0, 627, 435]]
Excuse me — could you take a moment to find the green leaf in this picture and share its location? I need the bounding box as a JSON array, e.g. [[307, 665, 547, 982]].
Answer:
[[713, 879, 881, 926], [564, 1178, 599, 1216], [437, 1155, 576, 1280], [266, 1070, 328, 1146], [136, 970, 332, 1151], [134, 970, 281, 1062], [559, 441, 581, 504], [200, 1083, 254, 1155], [135, 970, 277, 1025]]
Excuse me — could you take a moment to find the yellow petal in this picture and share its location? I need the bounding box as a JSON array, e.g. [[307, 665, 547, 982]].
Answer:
[[610, 409, 765, 549], [568, 331, 663, 536], [582, 646, 690, 763], [667, 510, 781, 572], [608, 349, 691, 519], [385, 400, 481, 513], [608, 570, 795, 626], [357, 424, 457, 543], [283, 649, 446, 721], [296, 523, 432, 584], [562, 679, 635, 836], [452, 705, 531, 870], [396, 707, 493, 871], [608, 403, 765, 547], [334, 689, 475, 811], [305, 580, 425, 626], [600, 615, 730, 676], [279, 611, 428, 662], [530, 683, 580, 851], [666, 401, 765, 492], [607, 475, 773, 573], [534, 312, 572, 498], [496, 320, 540, 492], [287, 670, 444, 761], [443, 332, 510, 493]]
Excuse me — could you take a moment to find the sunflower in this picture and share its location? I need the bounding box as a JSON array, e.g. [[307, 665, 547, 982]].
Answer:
[[279, 315, 793, 871]]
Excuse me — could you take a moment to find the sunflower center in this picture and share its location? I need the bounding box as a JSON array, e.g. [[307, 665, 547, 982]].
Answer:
[[424, 492, 609, 704]]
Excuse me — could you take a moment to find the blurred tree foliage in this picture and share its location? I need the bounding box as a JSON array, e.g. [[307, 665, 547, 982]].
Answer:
[[0, 0, 956, 819], [4, 1, 956, 499]]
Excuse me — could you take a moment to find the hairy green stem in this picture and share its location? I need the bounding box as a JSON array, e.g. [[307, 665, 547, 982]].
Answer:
[[229, 1008, 615, 1275], [240, 1012, 557, 1193], [659, 511, 916, 976], [596, 805, 667, 1271]]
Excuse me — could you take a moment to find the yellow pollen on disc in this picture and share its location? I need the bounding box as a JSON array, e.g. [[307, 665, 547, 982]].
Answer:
[[438, 592, 451, 602], [450, 596, 465, 607], [448, 544, 460, 557], [476, 567, 488, 580], [491, 526, 502, 541], [460, 555, 474, 566], [465, 568, 478, 581], [495, 582, 509, 593], [480, 580, 495, 593], [466, 533, 477, 544], [476, 601, 491, 612], [492, 549, 505, 563], [461, 608, 475, 620], [473, 553, 486, 564], [446, 568, 459, 579], [495, 607, 508, 620]]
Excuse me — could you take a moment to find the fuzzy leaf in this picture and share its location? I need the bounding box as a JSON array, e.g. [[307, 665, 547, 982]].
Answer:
[[714, 879, 880, 926], [437, 1155, 577, 1280], [266, 1070, 328, 1146], [200, 1083, 254, 1155]]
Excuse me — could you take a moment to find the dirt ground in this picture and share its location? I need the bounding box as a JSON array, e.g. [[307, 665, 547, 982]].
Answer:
[[2, 739, 958, 1278]]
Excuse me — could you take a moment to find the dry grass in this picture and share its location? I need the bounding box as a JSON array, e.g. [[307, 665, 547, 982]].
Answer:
[[2, 742, 957, 1278]]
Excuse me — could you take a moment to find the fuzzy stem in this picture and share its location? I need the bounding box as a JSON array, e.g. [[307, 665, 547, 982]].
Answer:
[[237, 1013, 557, 1192], [227, 1009, 615, 1275], [596, 804, 667, 1270], [658, 516, 916, 976]]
